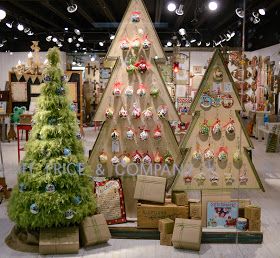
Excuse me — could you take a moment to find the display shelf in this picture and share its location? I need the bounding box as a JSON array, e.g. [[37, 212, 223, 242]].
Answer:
[[109, 222, 263, 243]]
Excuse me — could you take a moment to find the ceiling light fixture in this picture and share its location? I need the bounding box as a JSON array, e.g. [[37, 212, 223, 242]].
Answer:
[[110, 34, 115, 40], [76, 43, 80, 47], [17, 23, 24, 31], [0, 43, 4, 47], [99, 41, 104, 47], [190, 38, 196, 43], [78, 37, 84, 42], [231, 31, 235, 37], [185, 41, 190, 47], [6, 21, 13, 28], [0, 9, 6, 21], [67, 3, 78, 13], [178, 28, 186, 36], [46, 35, 52, 42], [68, 37, 73, 43], [167, 2, 176, 12], [206, 42, 210, 46], [82, 47, 86, 50], [24, 27, 30, 33], [57, 42, 63, 47], [175, 4, 184, 16], [64, 27, 68, 31], [74, 29, 81, 35], [27, 31, 34, 36], [166, 41, 172, 47], [52, 37, 58, 42], [197, 41, 201, 46], [176, 41, 181, 47], [235, 8, 244, 18], [258, 8, 265, 16], [91, 56, 95, 62], [208, 1, 218, 11]]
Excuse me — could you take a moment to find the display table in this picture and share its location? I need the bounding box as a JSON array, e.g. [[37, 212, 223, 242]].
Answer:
[[17, 124, 32, 162]]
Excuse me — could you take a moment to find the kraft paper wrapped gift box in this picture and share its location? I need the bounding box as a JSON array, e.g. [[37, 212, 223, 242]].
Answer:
[[231, 199, 251, 217], [80, 214, 111, 247], [39, 227, 79, 254], [172, 218, 202, 251], [190, 202, 202, 219], [160, 233, 173, 246], [172, 191, 188, 206], [248, 220, 261, 232], [137, 203, 189, 229], [158, 218, 174, 234], [244, 205, 261, 221], [134, 175, 166, 203]]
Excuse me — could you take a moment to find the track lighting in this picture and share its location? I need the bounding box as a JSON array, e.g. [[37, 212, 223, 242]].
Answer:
[[24, 27, 30, 33], [99, 41, 104, 47], [52, 37, 58, 42], [0, 9, 6, 21], [6, 21, 13, 28], [67, 3, 78, 13], [208, 1, 218, 11], [185, 41, 190, 47], [68, 37, 73, 43], [110, 34, 115, 40], [17, 24, 24, 31], [235, 8, 244, 18], [27, 31, 34, 36], [190, 38, 196, 43], [78, 37, 84, 42], [76, 43, 80, 47], [197, 41, 201, 46], [176, 4, 184, 16], [167, 2, 176, 12], [74, 29, 81, 35], [206, 42, 210, 46], [258, 8, 265, 16], [178, 28, 186, 36], [166, 41, 172, 47]]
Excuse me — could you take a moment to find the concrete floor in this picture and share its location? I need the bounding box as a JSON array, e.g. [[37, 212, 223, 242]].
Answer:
[[0, 128, 280, 257]]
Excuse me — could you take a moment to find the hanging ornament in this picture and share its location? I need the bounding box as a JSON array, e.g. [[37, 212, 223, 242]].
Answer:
[[120, 39, 130, 50], [142, 35, 152, 50], [222, 94, 234, 108], [139, 127, 149, 141], [132, 38, 141, 50], [126, 128, 135, 140], [209, 167, 219, 185], [216, 146, 228, 162], [30, 203, 39, 214], [126, 63, 136, 74], [233, 150, 242, 164], [132, 150, 142, 163], [132, 103, 141, 119], [63, 148, 71, 156], [70, 103, 77, 112], [131, 11, 140, 22], [76, 132, 82, 140], [199, 120, 210, 136], [142, 107, 153, 119], [56, 86, 65, 95], [143, 151, 153, 165], [164, 152, 174, 165], [153, 125, 162, 140], [73, 196, 82, 205], [239, 166, 248, 184], [154, 151, 163, 164], [195, 172, 206, 185], [212, 119, 222, 135], [192, 143, 202, 161], [98, 151, 108, 164], [65, 209, 74, 219], [75, 163, 85, 174], [112, 82, 122, 96], [44, 75, 51, 82], [224, 119, 235, 135], [111, 155, 120, 165], [105, 107, 114, 119], [137, 83, 146, 97], [212, 94, 222, 107], [111, 129, 120, 141], [150, 86, 159, 98], [119, 106, 128, 119], [213, 65, 223, 82], [204, 147, 214, 161], [19, 182, 26, 192], [120, 153, 131, 167], [111, 129, 120, 153], [157, 105, 168, 119], [125, 85, 134, 97], [135, 58, 148, 74], [48, 117, 57, 125], [45, 183, 55, 193], [200, 92, 212, 109], [183, 163, 193, 183], [225, 173, 234, 185]]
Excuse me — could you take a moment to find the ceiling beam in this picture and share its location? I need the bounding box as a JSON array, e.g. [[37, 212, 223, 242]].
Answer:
[[8, 1, 61, 30], [155, 0, 163, 23], [77, 5, 96, 28], [96, 0, 116, 23], [174, 0, 193, 29], [41, 1, 79, 28]]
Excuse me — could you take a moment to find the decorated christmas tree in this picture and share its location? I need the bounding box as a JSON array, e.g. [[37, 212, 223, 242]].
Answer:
[[172, 50, 264, 191], [88, 0, 182, 217], [8, 48, 95, 229]]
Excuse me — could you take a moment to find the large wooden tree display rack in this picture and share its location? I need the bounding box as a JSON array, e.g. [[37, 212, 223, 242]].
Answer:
[[88, 0, 182, 218], [172, 50, 264, 191]]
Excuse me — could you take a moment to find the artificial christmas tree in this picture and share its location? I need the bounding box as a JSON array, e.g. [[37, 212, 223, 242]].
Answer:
[[171, 50, 264, 191], [8, 48, 95, 229], [88, 0, 182, 218]]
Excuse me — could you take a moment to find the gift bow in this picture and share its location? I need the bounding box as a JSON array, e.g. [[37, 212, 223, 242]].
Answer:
[[215, 146, 228, 156]]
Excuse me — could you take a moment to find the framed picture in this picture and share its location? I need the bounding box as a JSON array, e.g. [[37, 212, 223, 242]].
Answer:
[[177, 97, 192, 114], [207, 201, 238, 228], [0, 101, 7, 114], [66, 82, 77, 102], [31, 84, 43, 94], [11, 82, 28, 102]]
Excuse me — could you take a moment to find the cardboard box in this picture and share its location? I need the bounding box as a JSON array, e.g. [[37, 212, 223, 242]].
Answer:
[[202, 190, 231, 227], [134, 175, 166, 203], [248, 220, 261, 231], [160, 233, 173, 246], [80, 214, 111, 247], [172, 218, 202, 251], [158, 218, 174, 234], [190, 202, 202, 219], [231, 199, 251, 217], [137, 203, 189, 229], [172, 191, 188, 206], [244, 205, 261, 221], [39, 227, 79, 254]]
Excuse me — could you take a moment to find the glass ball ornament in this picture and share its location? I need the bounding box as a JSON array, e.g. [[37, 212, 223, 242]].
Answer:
[[56, 87, 65, 95], [76, 163, 85, 173], [70, 103, 77, 112], [30, 203, 39, 214], [63, 148, 71, 156], [73, 196, 82, 205], [65, 209, 74, 219], [76, 132, 82, 140], [19, 182, 26, 192], [45, 183, 56, 193], [48, 117, 57, 125], [44, 75, 51, 82]]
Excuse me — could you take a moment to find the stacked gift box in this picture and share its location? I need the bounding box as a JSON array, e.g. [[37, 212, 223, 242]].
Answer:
[[244, 205, 261, 231]]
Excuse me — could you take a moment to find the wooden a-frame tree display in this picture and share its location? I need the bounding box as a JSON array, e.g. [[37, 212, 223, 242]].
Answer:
[[172, 50, 264, 192], [88, 0, 182, 218]]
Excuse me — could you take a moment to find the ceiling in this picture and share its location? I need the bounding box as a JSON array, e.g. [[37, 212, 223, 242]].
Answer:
[[0, 0, 279, 53]]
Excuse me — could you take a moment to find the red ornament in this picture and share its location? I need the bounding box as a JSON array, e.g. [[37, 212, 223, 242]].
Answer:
[[135, 59, 148, 74]]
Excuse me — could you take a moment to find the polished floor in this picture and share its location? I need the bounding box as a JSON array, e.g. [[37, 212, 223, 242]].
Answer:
[[0, 128, 280, 258]]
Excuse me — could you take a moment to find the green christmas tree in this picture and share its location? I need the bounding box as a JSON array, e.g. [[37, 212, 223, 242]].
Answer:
[[8, 48, 95, 229]]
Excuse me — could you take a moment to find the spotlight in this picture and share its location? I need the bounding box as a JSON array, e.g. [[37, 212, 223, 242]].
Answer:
[[206, 42, 210, 46], [67, 3, 78, 13], [99, 41, 104, 47], [231, 31, 235, 37], [252, 12, 259, 18], [74, 50, 77, 53], [0, 9, 6, 21], [78, 37, 84, 42], [76, 43, 80, 47], [197, 41, 201, 46], [208, 1, 218, 11], [175, 4, 184, 16], [178, 28, 186, 36], [27, 31, 34, 36], [235, 8, 244, 18], [57, 42, 63, 47], [258, 8, 265, 16], [6, 21, 13, 28], [68, 37, 73, 43], [44, 59, 48, 64], [110, 34, 115, 40], [64, 27, 68, 31], [24, 27, 30, 33], [185, 41, 190, 47], [74, 29, 81, 35], [82, 47, 86, 50], [0, 43, 4, 47], [46, 35, 52, 42], [17, 24, 24, 31], [166, 41, 172, 47], [52, 37, 58, 42], [190, 38, 196, 43], [252, 17, 260, 24], [155, 56, 158, 60], [167, 2, 176, 12]]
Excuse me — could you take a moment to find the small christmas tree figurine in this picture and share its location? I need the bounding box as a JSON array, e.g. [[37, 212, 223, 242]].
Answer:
[[8, 47, 95, 229]]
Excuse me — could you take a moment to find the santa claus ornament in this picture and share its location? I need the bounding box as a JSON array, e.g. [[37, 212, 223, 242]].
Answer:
[[132, 150, 142, 163], [204, 146, 215, 161], [212, 119, 222, 135], [137, 83, 146, 97], [112, 82, 122, 96], [142, 152, 153, 165], [135, 58, 148, 74], [120, 39, 130, 51], [131, 11, 140, 22], [153, 125, 162, 140], [224, 119, 235, 136], [125, 85, 134, 97], [143, 107, 153, 119], [126, 128, 135, 140], [111, 155, 120, 165], [142, 35, 152, 50], [132, 103, 141, 119], [119, 106, 128, 119], [216, 146, 228, 162], [139, 127, 149, 141]]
